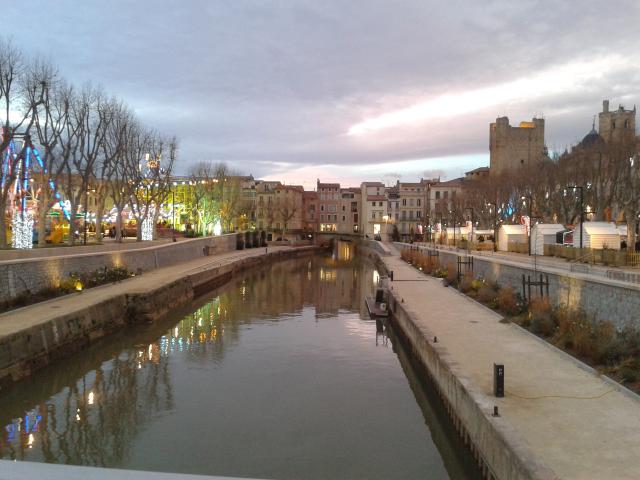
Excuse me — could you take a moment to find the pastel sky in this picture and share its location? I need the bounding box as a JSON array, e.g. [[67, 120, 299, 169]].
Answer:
[[6, 0, 640, 188]]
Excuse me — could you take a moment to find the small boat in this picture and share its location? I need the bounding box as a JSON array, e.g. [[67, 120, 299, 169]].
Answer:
[[365, 289, 389, 318]]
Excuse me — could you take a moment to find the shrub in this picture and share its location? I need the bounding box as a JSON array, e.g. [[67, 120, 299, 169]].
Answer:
[[459, 271, 475, 293], [477, 285, 497, 305], [497, 287, 519, 315], [445, 262, 457, 286], [529, 297, 555, 337], [617, 358, 640, 384]]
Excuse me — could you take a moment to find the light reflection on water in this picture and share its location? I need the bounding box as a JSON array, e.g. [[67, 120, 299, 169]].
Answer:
[[0, 247, 478, 479]]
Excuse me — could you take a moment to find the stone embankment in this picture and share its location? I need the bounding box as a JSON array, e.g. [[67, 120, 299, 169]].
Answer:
[[0, 245, 317, 387], [371, 241, 640, 480], [0, 234, 238, 304]]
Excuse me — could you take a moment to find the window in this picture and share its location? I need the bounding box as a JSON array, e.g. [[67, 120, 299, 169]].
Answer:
[[417, 211, 422, 218], [342, 205, 346, 211], [613, 121, 616, 129], [328, 205, 337, 212], [372, 212, 376, 219], [417, 199, 421, 206], [409, 211, 414, 220], [342, 215, 346, 221], [378, 201, 383, 207], [351, 202, 357, 212], [409, 198, 414, 207], [353, 224, 359, 233], [402, 211, 407, 220], [372, 201, 376, 207], [320, 214, 325, 222], [320, 205, 325, 211], [402, 199, 407, 206], [354, 213, 358, 222], [435, 191, 440, 200], [444, 191, 448, 199]]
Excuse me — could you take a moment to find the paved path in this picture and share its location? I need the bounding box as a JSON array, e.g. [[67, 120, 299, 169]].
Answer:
[[384, 243, 640, 480], [0, 246, 290, 339], [0, 238, 175, 261]]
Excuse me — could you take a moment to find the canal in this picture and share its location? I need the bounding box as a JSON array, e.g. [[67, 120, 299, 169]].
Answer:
[[0, 249, 479, 479]]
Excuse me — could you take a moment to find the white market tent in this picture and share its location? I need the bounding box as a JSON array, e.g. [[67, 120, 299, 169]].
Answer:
[[572, 222, 620, 250], [531, 224, 564, 255], [498, 225, 527, 252], [444, 226, 469, 240], [470, 229, 494, 241]]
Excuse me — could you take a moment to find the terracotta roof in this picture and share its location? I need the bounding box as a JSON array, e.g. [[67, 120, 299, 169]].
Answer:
[[432, 177, 464, 187], [367, 195, 386, 201]]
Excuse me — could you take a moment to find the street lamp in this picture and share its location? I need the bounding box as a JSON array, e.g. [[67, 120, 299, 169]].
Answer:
[[567, 185, 584, 251], [487, 201, 498, 252], [464, 206, 474, 253], [521, 193, 533, 255]]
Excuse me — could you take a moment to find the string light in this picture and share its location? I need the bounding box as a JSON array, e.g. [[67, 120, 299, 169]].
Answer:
[[11, 213, 34, 249], [141, 215, 154, 241]]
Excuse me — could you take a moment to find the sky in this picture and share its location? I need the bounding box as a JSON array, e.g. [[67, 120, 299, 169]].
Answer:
[[6, 0, 640, 189]]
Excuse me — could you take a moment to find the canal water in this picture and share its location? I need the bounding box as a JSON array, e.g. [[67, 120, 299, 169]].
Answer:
[[0, 248, 478, 479]]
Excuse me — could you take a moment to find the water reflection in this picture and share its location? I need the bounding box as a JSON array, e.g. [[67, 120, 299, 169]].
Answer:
[[0, 249, 478, 479]]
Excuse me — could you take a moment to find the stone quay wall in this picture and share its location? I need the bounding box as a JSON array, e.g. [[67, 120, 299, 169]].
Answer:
[[0, 235, 237, 303], [396, 243, 640, 328], [0, 246, 318, 386]]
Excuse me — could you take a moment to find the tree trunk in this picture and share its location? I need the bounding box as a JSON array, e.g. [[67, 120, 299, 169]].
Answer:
[[37, 191, 49, 247], [95, 202, 105, 243], [68, 204, 78, 246], [136, 219, 142, 241], [627, 215, 637, 252], [115, 206, 123, 242], [152, 208, 161, 240], [0, 198, 7, 248]]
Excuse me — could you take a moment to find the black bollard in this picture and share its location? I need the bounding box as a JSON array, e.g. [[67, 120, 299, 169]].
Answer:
[[493, 364, 504, 398]]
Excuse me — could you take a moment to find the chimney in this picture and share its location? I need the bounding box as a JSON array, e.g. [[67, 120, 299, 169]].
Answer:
[[603, 99, 609, 113]]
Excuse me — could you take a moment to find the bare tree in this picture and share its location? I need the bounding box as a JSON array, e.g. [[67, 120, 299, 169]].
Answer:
[[276, 189, 299, 237], [0, 38, 47, 247]]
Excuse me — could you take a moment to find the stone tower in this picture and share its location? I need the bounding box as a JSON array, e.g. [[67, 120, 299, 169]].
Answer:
[[489, 117, 546, 174], [598, 100, 636, 145]]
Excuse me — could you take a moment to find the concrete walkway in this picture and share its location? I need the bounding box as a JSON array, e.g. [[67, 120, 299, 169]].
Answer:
[[0, 238, 174, 261], [0, 246, 289, 339], [384, 243, 640, 480]]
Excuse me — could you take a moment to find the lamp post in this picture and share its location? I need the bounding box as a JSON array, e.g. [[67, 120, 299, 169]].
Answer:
[[487, 201, 498, 252], [464, 206, 474, 253], [567, 185, 584, 251], [172, 189, 176, 242], [84, 187, 89, 245], [522, 193, 533, 255], [434, 212, 443, 247], [450, 209, 458, 249]]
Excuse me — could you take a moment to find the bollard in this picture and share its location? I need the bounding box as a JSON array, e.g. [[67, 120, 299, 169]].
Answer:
[[493, 364, 504, 397]]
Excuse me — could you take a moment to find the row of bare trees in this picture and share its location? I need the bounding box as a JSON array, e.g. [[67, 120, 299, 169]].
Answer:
[[456, 137, 639, 249], [0, 37, 177, 247]]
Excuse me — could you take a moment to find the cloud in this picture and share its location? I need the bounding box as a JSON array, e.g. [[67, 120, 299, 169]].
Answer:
[[5, 0, 640, 184]]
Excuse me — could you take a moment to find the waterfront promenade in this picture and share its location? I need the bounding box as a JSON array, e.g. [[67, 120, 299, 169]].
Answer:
[[0, 245, 291, 339], [383, 243, 640, 479]]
